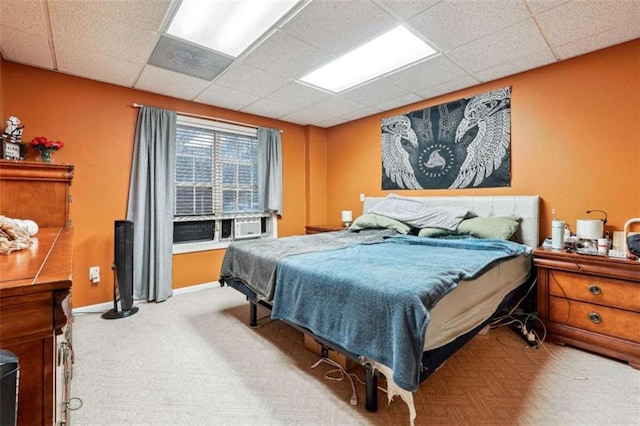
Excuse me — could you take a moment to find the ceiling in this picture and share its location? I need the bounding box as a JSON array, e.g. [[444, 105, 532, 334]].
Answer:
[[1, 0, 638, 128]]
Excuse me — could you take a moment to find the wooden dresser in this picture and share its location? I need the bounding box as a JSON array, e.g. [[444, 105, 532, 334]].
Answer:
[[0, 160, 75, 425], [534, 247, 640, 368]]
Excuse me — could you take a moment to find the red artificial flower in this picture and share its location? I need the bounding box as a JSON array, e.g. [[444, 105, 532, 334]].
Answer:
[[30, 136, 64, 151]]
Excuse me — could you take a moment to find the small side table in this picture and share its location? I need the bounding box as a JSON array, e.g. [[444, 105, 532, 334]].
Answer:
[[533, 247, 640, 368], [305, 224, 344, 234]]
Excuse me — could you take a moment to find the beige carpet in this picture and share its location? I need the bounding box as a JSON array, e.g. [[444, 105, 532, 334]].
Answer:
[[70, 285, 639, 425]]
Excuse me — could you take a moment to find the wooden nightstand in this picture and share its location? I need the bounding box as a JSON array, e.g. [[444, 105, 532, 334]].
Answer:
[[533, 247, 640, 368], [305, 224, 344, 234]]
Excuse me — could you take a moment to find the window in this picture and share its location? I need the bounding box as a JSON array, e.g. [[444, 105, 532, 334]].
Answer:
[[173, 115, 276, 253]]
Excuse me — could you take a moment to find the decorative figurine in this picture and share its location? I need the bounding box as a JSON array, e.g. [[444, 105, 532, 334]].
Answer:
[[1, 116, 26, 160], [1, 116, 24, 143]]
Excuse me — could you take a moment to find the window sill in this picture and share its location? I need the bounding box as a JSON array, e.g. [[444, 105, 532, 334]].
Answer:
[[172, 235, 275, 255], [173, 240, 230, 254]]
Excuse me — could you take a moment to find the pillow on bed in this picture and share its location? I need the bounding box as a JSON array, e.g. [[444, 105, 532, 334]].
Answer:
[[348, 213, 412, 234], [455, 216, 522, 240], [417, 227, 453, 238], [367, 194, 471, 231]]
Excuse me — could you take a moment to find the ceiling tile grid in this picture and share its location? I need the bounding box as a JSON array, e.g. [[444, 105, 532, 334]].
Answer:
[[213, 63, 291, 98], [0, 0, 638, 128], [0, 26, 53, 70], [194, 83, 261, 112], [136, 65, 210, 100], [408, 0, 532, 51], [279, 0, 397, 56], [446, 18, 555, 77], [48, 1, 160, 67]]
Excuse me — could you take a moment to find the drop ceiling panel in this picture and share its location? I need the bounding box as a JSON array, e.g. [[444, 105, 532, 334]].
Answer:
[[267, 82, 332, 108], [280, 0, 397, 56], [524, 0, 570, 15], [213, 64, 290, 98], [376, 0, 439, 21], [55, 48, 143, 88], [414, 75, 479, 100], [299, 96, 367, 118], [68, 0, 171, 32], [136, 65, 210, 100], [409, 0, 531, 51], [376, 93, 424, 112], [314, 117, 350, 127], [385, 55, 468, 92], [535, 0, 640, 48], [473, 49, 556, 83], [340, 78, 412, 107], [239, 30, 333, 80], [447, 19, 552, 75], [0, 26, 53, 69], [49, 2, 159, 65], [279, 107, 331, 125], [1, 0, 637, 128], [339, 106, 382, 122], [195, 84, 260, 111], [0, 0, 48, 35], [240, 98, 301, 119], [553, 25, 640, 60]]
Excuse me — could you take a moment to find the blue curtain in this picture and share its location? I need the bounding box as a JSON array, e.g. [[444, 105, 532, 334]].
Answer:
[[257, 127, 282, 214], [127, 106, 176, 302]]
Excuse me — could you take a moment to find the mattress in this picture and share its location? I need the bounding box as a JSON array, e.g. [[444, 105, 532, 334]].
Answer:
[[424, 251, 531, 350]]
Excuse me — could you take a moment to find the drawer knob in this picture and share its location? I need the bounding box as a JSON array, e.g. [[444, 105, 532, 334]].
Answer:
[[588, 284, 601, 295], [588, 312, 602, 324]]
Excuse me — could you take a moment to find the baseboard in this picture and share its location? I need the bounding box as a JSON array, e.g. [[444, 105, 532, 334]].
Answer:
[[72, 281, 219, 314]]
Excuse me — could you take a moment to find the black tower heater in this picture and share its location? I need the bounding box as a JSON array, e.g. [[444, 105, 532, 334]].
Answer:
[[102, 220, 139, 319]]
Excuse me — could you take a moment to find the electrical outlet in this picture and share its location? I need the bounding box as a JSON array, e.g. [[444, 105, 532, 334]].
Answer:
[[89, 266, 100, 283], [360, 193, 365, 202]]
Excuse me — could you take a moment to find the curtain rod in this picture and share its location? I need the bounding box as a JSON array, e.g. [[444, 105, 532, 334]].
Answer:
[[132, 103, 282, 133]]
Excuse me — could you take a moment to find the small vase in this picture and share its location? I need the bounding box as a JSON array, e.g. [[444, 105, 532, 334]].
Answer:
[[39, 148, 53, 163]]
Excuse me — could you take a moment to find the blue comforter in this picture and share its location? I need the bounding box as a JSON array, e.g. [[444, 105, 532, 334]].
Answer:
[[271, 235, 527, 392]]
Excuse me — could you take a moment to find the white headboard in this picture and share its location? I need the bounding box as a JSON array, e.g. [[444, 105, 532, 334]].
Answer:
[[363, 195, 540, 249]]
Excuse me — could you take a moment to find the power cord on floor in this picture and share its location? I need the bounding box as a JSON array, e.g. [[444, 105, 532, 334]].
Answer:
[[524, 329, 588, 381], [493, 319, 588, 381], [491, 311, 542, 347], [310, 356, 389, 407], [311, 358, 359, 405]]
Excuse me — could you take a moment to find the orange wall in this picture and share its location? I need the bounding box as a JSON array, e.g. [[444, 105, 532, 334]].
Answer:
[[1, 62, 312, 307], [324, 40, 640, 241], [0, 59, 4, 119], [2, 40, 639, 307]]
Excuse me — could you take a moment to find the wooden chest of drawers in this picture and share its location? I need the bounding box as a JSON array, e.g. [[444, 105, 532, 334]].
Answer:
[[534, 248, 640, 368]]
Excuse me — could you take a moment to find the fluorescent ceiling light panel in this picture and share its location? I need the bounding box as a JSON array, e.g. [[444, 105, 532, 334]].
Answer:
[[167, 0, 299, 57], [301, 26, 437, 93]]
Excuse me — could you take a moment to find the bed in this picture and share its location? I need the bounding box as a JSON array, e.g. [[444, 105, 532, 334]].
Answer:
[[219, 195, 539, 423]]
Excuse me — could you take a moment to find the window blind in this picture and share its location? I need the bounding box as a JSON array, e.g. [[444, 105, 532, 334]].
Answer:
[[174, 116, 260, 218]]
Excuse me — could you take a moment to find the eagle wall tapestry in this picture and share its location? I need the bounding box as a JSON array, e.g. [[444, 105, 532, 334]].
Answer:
[[381, 86, 512, 190]]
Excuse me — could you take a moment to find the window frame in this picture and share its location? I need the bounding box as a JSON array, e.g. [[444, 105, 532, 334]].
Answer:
[[172, 115, 277, 254]]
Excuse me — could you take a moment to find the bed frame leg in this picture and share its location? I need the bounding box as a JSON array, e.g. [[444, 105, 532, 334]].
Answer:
[[365, 365, 378, 412], [249, 301, 258, 327]]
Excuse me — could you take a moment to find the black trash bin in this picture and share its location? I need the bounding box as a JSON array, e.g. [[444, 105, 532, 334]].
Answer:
[[0, 350, 19, 426]]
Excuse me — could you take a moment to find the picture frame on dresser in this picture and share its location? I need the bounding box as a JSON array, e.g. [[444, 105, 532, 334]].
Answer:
[[533, 247, 640, 369], [1, 140, 24, 160]]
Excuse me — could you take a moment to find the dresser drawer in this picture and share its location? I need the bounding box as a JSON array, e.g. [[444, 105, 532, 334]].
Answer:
[[549, 296, 640, 343], [548, 270, 640, 312], [0, 292, 53, 342]]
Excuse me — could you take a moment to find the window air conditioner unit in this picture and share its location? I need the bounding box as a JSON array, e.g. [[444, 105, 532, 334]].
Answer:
[[234, 218, 261, 240]]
